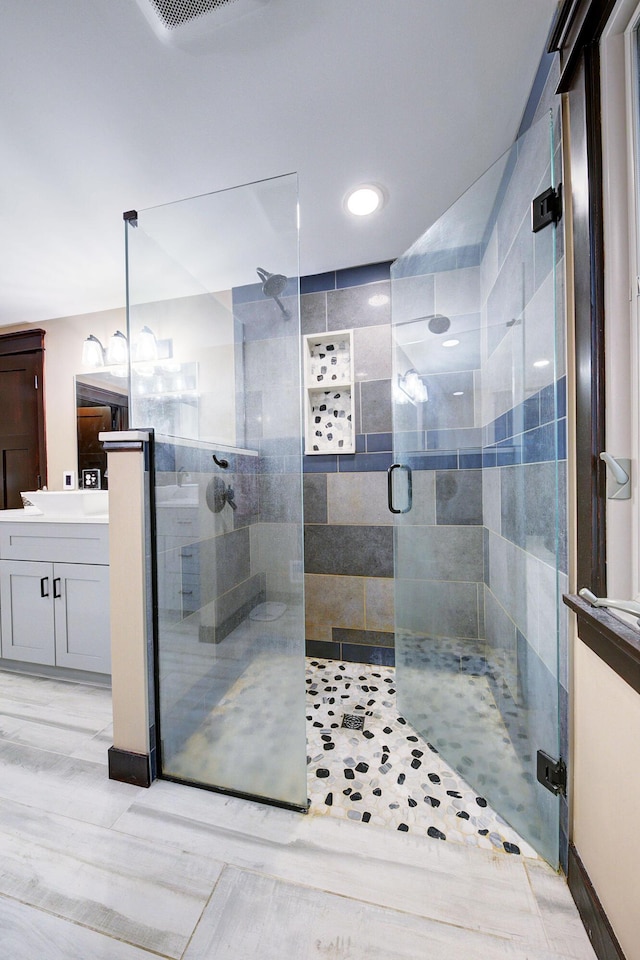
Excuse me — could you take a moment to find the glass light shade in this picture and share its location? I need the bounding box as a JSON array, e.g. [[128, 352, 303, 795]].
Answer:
[[107, 330, 128, 365], [135, 326, 158, 362], [404, 370, 428, 403], [396, 370, 428, 405], [393, 379, 411, 405], [82, 334, 105, 368]]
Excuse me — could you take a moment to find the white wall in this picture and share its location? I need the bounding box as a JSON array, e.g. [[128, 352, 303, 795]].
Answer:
[[573, 641, 640, 960]]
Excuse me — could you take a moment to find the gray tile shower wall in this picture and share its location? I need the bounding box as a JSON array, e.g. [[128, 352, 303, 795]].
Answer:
[[155, 440, 264, 645], [301, 265, 397, 664], [300, 264, 486, 666], [232, 285, 306, 611], [477, 94, 569, 868]]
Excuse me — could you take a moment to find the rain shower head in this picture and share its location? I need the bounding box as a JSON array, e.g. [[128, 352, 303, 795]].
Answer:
[[256, 267, 290, 319], [426, 314, 451, 335]]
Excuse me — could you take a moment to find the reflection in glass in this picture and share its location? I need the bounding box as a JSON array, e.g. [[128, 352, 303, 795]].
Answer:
[[125, 174, 307, 809], [75, 371, 129, 489]]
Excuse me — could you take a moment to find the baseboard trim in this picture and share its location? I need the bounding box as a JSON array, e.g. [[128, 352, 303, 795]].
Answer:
[[568, 844, 626, 960], [108, 746, 152, 788]]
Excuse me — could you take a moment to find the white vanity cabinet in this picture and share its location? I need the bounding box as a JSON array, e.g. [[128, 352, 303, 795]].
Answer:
[[0, 521, 110, 675]]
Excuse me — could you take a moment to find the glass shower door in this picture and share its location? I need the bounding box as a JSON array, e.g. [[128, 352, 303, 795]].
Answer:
[[391, 112, 563, 865], [125, 174, 308, 810]]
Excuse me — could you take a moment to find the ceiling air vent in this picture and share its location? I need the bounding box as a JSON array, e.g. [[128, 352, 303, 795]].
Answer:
[[136, 0, 271, 44]]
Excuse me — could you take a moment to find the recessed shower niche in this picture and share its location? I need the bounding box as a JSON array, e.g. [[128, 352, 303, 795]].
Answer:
[[304, 329, 354, 454]]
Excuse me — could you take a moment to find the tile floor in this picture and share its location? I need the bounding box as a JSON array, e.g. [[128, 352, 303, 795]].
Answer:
[[0, 668, 597, 960], [306, 658, 537, 857]]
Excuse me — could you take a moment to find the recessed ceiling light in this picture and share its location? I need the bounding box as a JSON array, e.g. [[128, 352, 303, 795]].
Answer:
[[452, 391, 464, 396], [533, 358, 550, 368], [345, 184, 385, 217], [442, 338, 460, 348]]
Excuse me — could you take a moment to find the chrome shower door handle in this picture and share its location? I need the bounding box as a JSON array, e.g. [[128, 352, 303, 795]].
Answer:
[[387, 463, 412, 514]]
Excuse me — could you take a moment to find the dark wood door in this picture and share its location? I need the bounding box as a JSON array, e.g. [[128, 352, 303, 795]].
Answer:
[[0, 335, 46, 509], [77, 406, 112, 486]]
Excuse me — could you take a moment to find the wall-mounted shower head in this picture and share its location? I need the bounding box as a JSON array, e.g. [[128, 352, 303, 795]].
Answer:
[[256, 267, 290, 319], [257, 267, 287, 297]]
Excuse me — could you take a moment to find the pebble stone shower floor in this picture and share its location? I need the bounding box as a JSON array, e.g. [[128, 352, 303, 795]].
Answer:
[[306, 657, 538, 859]]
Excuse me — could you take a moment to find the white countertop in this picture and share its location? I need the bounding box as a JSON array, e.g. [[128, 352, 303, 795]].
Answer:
[[0, 510, 109, 524]]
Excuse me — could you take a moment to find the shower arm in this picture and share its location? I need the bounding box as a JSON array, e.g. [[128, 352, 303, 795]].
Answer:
[[272, 295, 290, 320]]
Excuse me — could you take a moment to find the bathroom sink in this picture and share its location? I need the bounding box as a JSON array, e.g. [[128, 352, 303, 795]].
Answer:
[[21, 490, 109, 518]]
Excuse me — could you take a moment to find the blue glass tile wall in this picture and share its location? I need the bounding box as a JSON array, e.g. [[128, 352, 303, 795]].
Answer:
[[302, 376, 568, 475]]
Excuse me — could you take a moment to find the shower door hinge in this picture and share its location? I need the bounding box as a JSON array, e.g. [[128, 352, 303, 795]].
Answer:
[[531, 184, 562, 233], [536, 750, 567, 796]]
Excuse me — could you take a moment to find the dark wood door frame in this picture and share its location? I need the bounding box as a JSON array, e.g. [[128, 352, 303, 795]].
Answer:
[[550, 4, 628, 960], [0, 330, 47, 502], [550, 1, 615, 595]]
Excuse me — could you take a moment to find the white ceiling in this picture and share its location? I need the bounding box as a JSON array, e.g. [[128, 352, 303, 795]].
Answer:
[[0, 0, 558, 326]]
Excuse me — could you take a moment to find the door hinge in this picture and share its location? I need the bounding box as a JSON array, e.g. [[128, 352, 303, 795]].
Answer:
[[537, 750, 567, 796], [531, 184, 562, 233]]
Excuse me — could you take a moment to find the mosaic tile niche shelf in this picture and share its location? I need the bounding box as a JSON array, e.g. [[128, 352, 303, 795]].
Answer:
[[304, 329, 355, 454]]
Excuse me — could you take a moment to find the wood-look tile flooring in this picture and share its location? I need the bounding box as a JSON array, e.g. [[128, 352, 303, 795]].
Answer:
[[0, 670, 596, 960]]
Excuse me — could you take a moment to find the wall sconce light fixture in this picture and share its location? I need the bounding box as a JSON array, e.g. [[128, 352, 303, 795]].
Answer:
[[81, 334, 106, 368], [106, 330, 128, 366], [135, 325, 158, 362], [82, 326, 173, 369], [394, 369, 428, 406], [134, 326, 173, 363]]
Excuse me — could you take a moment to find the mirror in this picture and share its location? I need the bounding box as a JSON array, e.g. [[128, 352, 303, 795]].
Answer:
[[75, 371, 129, 489]]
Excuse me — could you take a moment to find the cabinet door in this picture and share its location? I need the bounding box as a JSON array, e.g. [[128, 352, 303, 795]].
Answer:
[[53, 562, 111, 673], [0, 559, 55, 664]]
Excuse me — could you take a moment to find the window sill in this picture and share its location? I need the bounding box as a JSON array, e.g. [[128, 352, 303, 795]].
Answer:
[[564, 594, 640, 695]]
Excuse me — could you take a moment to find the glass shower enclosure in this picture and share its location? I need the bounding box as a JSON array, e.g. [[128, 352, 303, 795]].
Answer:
[[391, 111, 565, 865], [124, 174, 308, 810]]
